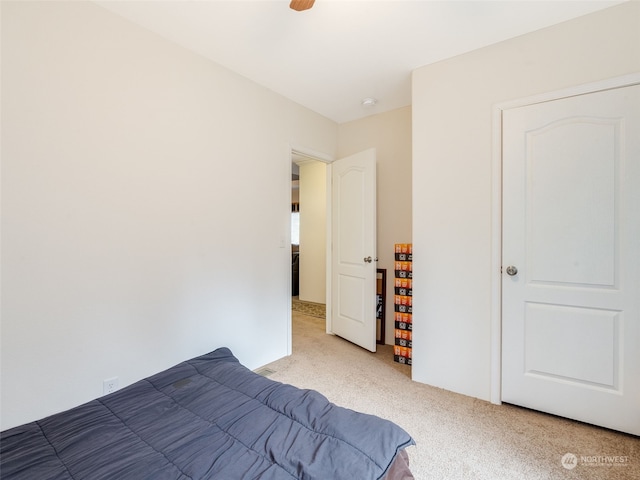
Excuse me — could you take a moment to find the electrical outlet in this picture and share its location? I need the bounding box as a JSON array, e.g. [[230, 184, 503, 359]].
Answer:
[[103, 377, 119, 395]]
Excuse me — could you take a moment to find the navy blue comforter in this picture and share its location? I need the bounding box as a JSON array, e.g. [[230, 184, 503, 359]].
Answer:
[[1, 348, 414, 479]]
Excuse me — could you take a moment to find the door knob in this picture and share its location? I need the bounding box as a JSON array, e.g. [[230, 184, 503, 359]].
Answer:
[[505, 265, 518, 276], [364, 256, 373, 263]]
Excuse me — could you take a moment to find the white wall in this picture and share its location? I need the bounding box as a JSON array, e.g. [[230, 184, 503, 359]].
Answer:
[[338, 107, 412, 345], [411, 2, 640, 401], [298, 161, 327, 304], [0, 1, 337, 430]]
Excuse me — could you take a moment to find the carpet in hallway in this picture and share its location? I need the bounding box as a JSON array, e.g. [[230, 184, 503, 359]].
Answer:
[[291, 298, 325, 318]]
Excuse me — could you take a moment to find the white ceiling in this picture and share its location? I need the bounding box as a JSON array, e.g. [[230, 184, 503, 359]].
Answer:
[[95, 0, 625, 124]]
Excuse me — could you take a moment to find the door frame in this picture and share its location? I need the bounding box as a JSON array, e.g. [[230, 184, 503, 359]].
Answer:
[[489, 72, 640, 405], [289, 144, 335, 342]]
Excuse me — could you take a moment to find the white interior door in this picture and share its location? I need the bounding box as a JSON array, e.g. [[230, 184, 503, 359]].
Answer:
[[331, 148, 377, 352], [501, 84, 640, 435]]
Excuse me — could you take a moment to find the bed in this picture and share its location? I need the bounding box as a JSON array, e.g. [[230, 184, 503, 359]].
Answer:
[[1, 348, 415, 479]]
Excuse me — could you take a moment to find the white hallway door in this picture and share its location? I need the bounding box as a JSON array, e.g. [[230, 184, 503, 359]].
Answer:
[[331, 148, 377, 352], [501, 84, 640, 435]]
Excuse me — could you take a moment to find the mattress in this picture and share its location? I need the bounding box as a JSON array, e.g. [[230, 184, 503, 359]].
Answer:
[[1, 348, 415, 479]]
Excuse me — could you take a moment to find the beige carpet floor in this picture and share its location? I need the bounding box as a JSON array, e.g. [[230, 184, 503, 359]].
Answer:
[[262, 311, 639, 480]]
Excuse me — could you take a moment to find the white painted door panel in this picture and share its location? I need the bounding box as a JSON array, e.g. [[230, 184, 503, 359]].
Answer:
[[502, 84, 640, 435], [331, 149, 377, 352]]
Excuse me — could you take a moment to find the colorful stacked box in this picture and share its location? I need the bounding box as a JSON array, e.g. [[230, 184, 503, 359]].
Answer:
[[393, 243, 412, 365]]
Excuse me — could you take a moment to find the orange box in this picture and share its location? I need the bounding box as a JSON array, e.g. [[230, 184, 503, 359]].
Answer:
[[394, 278, 412, 289], [395, 329, 412, 341], [393, 346, 412, 358], [394, 243, 412, 254], [394, 295, 412, 306], [394, 261, 412, 272], [394, 312, 412, 323]]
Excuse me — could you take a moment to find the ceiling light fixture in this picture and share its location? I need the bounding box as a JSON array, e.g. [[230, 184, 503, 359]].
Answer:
[[361, 97, 378, 108]]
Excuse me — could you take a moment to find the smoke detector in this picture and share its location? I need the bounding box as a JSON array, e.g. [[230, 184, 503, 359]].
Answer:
[[361, 97, 378, 108]]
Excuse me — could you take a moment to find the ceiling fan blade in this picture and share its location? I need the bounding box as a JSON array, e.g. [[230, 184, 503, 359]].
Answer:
[[290, 0, 315, 12]]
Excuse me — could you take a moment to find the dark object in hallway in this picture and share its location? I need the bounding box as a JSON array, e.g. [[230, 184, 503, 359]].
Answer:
[[292, 250, 299, 296]]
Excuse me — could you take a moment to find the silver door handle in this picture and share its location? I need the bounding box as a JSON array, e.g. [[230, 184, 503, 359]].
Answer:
[[505, 265, 518, 276], [364, 256, 372, 263]]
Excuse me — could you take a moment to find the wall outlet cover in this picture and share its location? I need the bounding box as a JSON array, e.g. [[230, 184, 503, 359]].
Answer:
[[103, 377, 119, 395]]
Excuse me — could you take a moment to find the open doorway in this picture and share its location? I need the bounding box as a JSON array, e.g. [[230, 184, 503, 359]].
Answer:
[[289, 147, 379, 353], [290, 154, 327, 316]]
